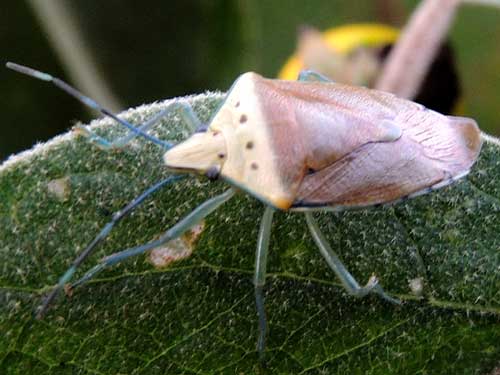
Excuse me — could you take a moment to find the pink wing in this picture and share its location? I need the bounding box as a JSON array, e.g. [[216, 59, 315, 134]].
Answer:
[[293, 114, 481, 208], [249, 76, 481, 209], [253, 78, 408, 202]]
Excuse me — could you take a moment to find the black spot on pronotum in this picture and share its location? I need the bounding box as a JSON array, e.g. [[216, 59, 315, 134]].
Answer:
[[235, 101, 240, 107], [218, 153, 225, 159], [246, 141, 254, 149], [251, 162, 258, 170], [240, 114, 248, 123]]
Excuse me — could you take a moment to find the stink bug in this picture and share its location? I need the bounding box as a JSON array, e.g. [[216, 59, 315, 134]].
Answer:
[[6, 62, 482, 360]]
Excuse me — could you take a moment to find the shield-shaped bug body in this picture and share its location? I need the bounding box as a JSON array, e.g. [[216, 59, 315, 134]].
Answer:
[[165, 72, 480, 210], [6, 63, 482, 360]]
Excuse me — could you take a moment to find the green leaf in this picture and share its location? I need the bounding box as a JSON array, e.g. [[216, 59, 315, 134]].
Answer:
[[1, 93, 499, 374]]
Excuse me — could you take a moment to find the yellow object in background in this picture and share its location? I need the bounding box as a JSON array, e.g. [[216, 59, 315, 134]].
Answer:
[[278, 23, 461, 115], [278, 24, 399, 81]]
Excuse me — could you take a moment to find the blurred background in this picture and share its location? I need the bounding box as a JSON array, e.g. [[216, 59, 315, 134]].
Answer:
[[1, 0, 500, 161]]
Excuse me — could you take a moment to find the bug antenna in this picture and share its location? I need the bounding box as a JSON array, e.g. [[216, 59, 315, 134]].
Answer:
[[35, 174, 186, 319], [6, 62, 173, 149]]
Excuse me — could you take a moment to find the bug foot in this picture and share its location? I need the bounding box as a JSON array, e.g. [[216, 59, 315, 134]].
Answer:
[[73, 125, 118, 149], [366, 275, 402, 305]]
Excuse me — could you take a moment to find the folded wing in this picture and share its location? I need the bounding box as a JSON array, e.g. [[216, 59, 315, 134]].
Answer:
[[293, 113, 481, 208]]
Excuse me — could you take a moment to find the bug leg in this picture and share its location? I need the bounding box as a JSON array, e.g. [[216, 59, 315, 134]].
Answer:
[[6, 62, 172, 149], [305, 212, 401, 304], [298, 69, 333, 82], [74, 102, 203, 150], [253, 206, 275, 362], [36, 175, 185, 318], [71, 189, 235, 289]]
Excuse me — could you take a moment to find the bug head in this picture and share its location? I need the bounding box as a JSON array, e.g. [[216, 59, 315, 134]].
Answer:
[[163, 130, 227, 179]]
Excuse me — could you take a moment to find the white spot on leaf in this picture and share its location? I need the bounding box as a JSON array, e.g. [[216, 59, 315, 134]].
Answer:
[[149, 239, 193, 268], [183, 221, 205, 246], [149, 221, 205, 268], [47, 177, 70, 201], [409, 277, 424, 297]]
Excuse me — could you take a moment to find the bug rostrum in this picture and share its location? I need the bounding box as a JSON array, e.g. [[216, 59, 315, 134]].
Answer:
[[6, 62, 482, 360]]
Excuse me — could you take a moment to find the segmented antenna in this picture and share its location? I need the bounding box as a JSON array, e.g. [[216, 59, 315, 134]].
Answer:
[[6, 62, 172, 149]]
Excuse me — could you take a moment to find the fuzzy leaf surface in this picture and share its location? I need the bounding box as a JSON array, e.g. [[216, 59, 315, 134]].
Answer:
[[1, 93, 499, 374]]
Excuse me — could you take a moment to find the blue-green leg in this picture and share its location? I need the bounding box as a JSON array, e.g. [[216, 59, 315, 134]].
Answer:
[[71, 189, 235, 289], [298, 70, 333, 82], [305, 212, 400, 304], [75, 101, 203, 150], [6, 62, 171, 149], [254, 206, 275, 361], [36, 175, 185, 318]]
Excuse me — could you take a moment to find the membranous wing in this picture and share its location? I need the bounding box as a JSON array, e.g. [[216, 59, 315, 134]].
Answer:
[[283, 82, 481, 209]]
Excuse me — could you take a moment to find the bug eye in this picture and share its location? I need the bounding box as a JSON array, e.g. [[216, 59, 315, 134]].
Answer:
[[205, 166, 220, 181]]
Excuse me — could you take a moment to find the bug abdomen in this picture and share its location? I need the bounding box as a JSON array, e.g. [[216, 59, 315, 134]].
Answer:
[[293, 115, 481, 209], [248, 77, 404, 209], [213, 74, 480, 211]]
